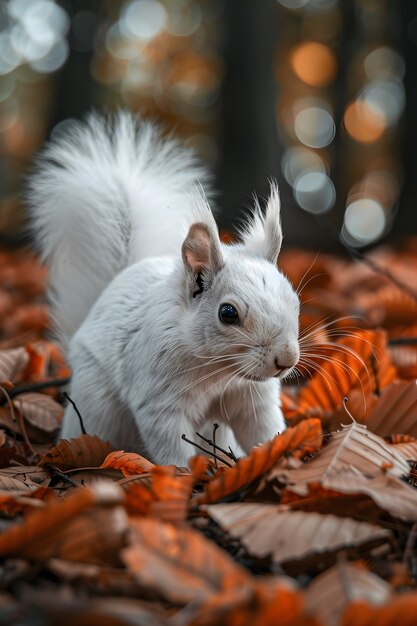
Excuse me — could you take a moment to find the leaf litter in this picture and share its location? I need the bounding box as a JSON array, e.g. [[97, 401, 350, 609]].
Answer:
[[0, 244, 417, 624]]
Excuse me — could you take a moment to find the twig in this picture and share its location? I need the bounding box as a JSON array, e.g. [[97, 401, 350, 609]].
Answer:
[[43, 462, 80, 488], [195, 430, 236, 462], [63, 392, 87, 435], [181, 434, 233, 467], [342, 245, 417, 303], [212, 422, 219, 469], [6, 376, 71, 400], [0, 385, 36, 458]]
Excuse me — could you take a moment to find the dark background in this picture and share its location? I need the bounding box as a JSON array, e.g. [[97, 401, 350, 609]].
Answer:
[[1, 0, 416, 250]]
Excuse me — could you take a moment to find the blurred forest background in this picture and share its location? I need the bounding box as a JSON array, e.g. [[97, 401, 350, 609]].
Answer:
[[0, 0, 416, 250]]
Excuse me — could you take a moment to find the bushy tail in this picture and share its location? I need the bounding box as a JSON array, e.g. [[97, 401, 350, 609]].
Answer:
[[28, 112, 209, 346]]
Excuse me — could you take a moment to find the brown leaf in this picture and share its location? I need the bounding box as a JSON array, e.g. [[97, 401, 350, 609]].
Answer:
[[195, 418, 323, 505], [346, 381, 417, 438], [206, 504, 391, 567], [101, 450, 154, 476], [268, 421, 409, 497], [0, 481, 124, 558], [39, 434, 116, 470], [12, 392, 63, 433], [304, 561, 391, 626], [0, 347, 29, 382], [323, 469, 417, 522], [122, 516, 250, 604], [0, 466, 50, 491]]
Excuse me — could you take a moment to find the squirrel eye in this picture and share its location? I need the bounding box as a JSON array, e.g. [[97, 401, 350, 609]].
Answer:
[[219, 303, 240, 325]]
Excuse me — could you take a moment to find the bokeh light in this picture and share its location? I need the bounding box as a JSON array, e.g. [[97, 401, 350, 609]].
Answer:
[[294, 101, 335, 148], [294, 171, 336, 214], [291, 42, 337, 86], [343, 198, 386, 245], [343, 100, 386, 144], [281, 146, 327, 185]]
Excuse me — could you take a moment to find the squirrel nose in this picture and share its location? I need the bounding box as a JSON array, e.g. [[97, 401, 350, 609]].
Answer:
[[274, 357, 295, 376]]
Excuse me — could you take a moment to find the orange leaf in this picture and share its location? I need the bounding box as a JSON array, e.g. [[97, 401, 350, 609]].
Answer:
[[293, 330, 396, 421], [101, 450, 154, 476], [123, 516, 250, 605], [195, 419, 322, 505], [0, 481, 123, 558], [341, 596, 417, 626], [125, 465, 194, 523], [19, 342, 48, 381]]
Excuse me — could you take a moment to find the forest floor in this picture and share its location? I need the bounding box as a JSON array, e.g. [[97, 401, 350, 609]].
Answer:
[[0, 242, 416, 625]]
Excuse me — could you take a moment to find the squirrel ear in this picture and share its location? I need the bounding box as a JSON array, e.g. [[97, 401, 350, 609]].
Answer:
[[182, 222, 223, 274], [241, 181, 283, 265]]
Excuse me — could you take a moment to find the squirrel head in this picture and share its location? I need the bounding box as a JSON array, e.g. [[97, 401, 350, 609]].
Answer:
[[180, 182, 300, 382]]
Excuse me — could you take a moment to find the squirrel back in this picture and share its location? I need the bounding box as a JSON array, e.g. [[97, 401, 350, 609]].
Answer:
[[28, 112, 210, 345]]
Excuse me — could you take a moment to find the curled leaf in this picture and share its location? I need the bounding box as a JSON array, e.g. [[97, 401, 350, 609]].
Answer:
[[101, 450, 154, 476]]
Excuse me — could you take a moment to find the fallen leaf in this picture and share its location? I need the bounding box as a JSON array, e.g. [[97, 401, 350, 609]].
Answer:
[[39, 434, 116, 470], [12, 392, 63, 433], [0, 481, 124, 558], [125, 465, 194, 523], [195, 418, 323, 505], [0, 347, 29, 382], [268, 421, 409, 497], [341, 594, 417, 626], [206, 504, 391, 568], [122, 516, 250, 604], [304, 561, 391, 626], [101, 450, 154, 476], [25, 505, 129, 565]]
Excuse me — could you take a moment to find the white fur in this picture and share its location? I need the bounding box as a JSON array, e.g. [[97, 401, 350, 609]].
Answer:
[[29, 112, 300, 465]]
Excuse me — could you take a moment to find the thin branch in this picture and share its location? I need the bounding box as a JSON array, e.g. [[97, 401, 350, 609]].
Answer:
[[343, 245, 417, 303], [63, 392, 87, 435], [6, 376, 71, 399], [195, 430, 236, 462], [181, 434, 233, 467]]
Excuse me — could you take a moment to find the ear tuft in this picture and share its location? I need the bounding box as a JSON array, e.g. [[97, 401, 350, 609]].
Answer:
[[240, 181, 283, 265], [182, 222, 223, 274]]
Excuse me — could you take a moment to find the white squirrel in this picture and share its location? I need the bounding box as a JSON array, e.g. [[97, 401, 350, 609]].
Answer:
[[29, 112, 300, 465]]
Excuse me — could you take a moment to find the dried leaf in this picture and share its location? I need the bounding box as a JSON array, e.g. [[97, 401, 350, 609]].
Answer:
[[195, 418, 322, 505], [0, 466, 50, 491], [40, 434, 116, 470], [268, 421, 409, 497], [304, 561, 391, 626], [101, 450, 154, 476], [188, 579, 320, 626], [206, 504, 391, 567], [341, 595, 417, 626], [128, 465, 194, 523], [347, 381, 417, 438], [12, 392, 63, 433], [0, 481, 124, 558], [122, 517, 250, 604], [323, 469, 417, 521], [0, 347, 29, 382], [25, 505, 129, 565]]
